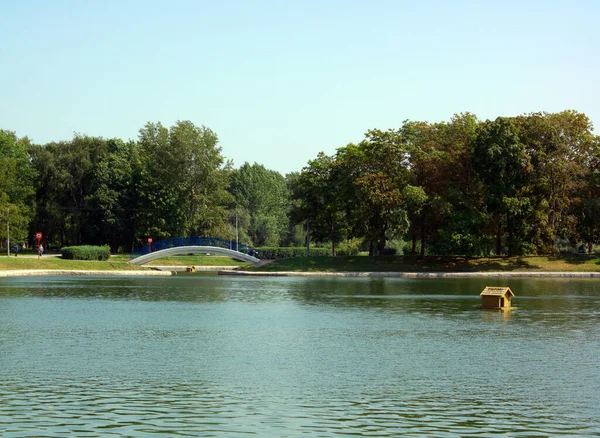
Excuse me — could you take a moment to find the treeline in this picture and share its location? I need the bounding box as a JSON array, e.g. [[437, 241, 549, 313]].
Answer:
[[1, 110, 599, 256], [292, 111, 600, 256], [0, 121, 292, 252]]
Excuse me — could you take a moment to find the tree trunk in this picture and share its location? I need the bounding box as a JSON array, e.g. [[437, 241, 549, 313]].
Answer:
[[411, 232, 417, 255], [507, 213, 512, 256], [420, 224, 426, 257], [330, 222, 336, 256], [377, 229, 386, 256], [305, 219, 310, 256], [588, 241, 593, 254], [369, 240, 374, 257], [496, 223, 502, 256]]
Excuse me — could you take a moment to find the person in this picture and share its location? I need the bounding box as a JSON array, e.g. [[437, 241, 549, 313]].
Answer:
[[13, 245, 19, 257], [39, 244, 44, 257]]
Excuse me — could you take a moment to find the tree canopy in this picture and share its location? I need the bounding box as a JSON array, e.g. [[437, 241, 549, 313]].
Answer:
[[3, 111, 599, 256]]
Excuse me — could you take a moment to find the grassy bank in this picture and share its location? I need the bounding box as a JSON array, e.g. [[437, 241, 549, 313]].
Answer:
[[4, 253, 600, 273], [108, 254, 249, 267], [0, 254, 249, 271], [0, 256, 146, 271], [247, 254, 600, 272]]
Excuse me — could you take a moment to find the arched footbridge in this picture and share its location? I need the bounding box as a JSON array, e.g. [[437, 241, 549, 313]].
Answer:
[[129, 237, 260, 266]]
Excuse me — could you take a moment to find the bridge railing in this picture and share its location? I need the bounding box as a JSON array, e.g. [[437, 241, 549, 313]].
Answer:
[[129, 237, 259, 260]]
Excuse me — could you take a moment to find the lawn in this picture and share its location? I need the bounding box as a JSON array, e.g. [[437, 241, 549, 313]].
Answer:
[[0, 256, 146, 271], [109, 254, 249, 267], [0, 254, 248, 271], [246, 254, 600, 272], [3, 253, 599, 273]]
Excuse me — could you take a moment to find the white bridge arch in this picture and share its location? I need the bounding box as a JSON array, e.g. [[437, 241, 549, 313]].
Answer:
[[129, 245, 260, 266]]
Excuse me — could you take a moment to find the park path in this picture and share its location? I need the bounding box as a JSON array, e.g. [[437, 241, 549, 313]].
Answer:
[[3, 254, 61, 259]]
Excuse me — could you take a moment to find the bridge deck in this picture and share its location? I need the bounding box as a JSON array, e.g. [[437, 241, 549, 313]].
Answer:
[[129, 246, 260, 266]]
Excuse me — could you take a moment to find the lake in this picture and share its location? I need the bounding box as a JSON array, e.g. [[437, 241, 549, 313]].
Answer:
[[1, 275, 599, 436]]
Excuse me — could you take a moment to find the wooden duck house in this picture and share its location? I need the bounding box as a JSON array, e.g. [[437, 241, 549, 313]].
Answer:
[[480, 287, 516, 310]]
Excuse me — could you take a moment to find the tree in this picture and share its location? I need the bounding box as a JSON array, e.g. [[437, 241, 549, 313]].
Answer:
[[515, 111, 597, 252], [0, 130, 36, 247], [86, 139, 137, 252], [473, 117, 531, 255], [429, 113, 487, 256], [30, 135, 108, 248], [336, 130, 411, 255], [400, 120, 450, 256], [290, 153, 348, 255], [229, 162, 289, 246], [136, 121, 231, 243]]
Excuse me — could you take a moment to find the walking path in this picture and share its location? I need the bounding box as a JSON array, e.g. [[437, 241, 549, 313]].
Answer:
[[5, 254, 61, 258]]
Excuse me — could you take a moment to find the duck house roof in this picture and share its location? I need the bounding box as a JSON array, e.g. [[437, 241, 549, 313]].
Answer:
[[480, 287, 514, 297]]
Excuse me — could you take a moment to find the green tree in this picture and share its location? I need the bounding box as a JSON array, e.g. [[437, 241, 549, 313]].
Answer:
[[136, 121, 231, 243], [30, 135, 108, 248], [290, 153, 348, 255], [429, 113, 487, 256], [0, 130, 36, 247], [400, 120, 450, 256], [229, 162, 289, 246], [473, 117, 531, 255], [86, 139, 137, 252], [336, 129, 411, 255], [515, 111, 597, 252]]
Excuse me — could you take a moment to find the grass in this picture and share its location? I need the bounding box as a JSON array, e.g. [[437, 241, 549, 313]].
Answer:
[[109, 254, 249, 267], [0, 255, 146, 271], [246, 254, 600, 273], [0, 254, 249, 271], [3, 252, 600, 273]]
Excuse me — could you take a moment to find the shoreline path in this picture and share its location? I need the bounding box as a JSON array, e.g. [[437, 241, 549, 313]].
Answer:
[[2, 269, 600, 278]]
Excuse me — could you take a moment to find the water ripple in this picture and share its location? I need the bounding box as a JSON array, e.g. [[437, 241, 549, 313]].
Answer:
[[1, 277, 600, 436]]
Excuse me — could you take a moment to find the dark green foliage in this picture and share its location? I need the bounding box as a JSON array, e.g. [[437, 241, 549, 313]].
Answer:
[[228, 162, 289, 246], [289, 153, 349, 255], [0, 130, 37, 244], [61, 245, 110, 261], [335, 239, 361, 256], [256, 247, 330, 259], [3, 110, 600, 258]]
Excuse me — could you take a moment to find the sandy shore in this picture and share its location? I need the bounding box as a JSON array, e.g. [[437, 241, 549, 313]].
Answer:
[[0, 269, 175, 278], [218, 270, 600, 278]]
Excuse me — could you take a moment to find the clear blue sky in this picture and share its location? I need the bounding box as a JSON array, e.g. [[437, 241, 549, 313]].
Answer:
[[1, 0, 598, 175]]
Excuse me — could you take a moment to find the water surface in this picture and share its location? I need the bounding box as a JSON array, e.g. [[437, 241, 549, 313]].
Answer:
[[1, 276, 599, 436]]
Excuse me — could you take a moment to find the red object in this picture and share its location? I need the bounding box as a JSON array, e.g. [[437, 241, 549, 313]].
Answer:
[[148, 238, 153, 244], [35, 232, 42, 259]]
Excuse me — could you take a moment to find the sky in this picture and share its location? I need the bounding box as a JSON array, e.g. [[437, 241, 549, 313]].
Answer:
[[1, 0, 599, 175]]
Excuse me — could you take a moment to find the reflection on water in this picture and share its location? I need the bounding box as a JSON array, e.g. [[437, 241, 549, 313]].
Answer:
[[1, 276, 599, 436]]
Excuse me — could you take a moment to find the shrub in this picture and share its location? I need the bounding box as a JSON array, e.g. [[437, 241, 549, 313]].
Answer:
[[256, 247, 330, 259], [61, 245, 111, 261], [336, 239, 361, 256]]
